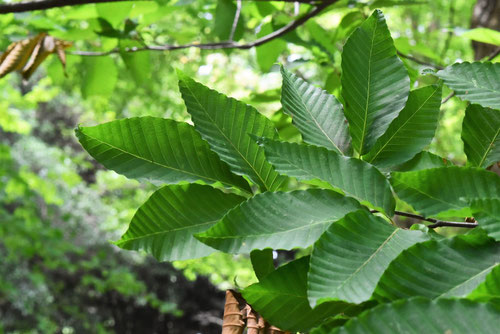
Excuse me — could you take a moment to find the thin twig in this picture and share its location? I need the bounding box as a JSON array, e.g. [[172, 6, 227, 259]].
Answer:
[[487, 47, 500, 61], [441, 91, 455, 104], [397, 51, 444, 70], [229, 0, 243, 42], [0, 0, 134, 14], [70, 0, 336, 56], [371, 210, 478, 229]]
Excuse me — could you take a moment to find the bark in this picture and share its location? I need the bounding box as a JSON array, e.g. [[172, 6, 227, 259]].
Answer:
[[471, 0, 500, 59]]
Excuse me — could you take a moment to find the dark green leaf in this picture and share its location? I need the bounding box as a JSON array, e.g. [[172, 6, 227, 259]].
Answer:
[[363, 85, 442, 168], [242, 257, 350, 332], [468, 264, 500, 309], [373, 234, 500, 301], [258, 138, 395, 215], [341, 9, 409, 154], [115, 184, 244, 261], [390, 166, 500, 217], [334, 298, 500, 334], [177, 72, 286, 191], [435, 62, 500, 109], [308, 210, 429, 305], [391, 151, 450, 172], [470, 198, 500, 241], [250, 249, 275, 281], [462, 104, 500, 168], [281, 66, 351, 154], [196, 189, 363, 253], [76, 117, 250, 191]]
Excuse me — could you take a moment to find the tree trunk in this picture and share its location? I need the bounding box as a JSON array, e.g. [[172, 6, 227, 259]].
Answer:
[[471, 0, 500, 60]]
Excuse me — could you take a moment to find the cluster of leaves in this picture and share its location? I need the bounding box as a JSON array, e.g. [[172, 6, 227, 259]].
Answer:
[[77, 9, 500, 332]]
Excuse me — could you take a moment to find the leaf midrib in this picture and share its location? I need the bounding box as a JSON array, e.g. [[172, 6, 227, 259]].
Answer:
[[182, 80, 272, 191], [287, 74, 343, 153], [116, 219, 218, 244], [365, 86, 440, 163], [333, 228, 399, 295], [438, 262, 499, 298], [81, 130, 236, 188], [478, 126, 500, 167], [359, 21, 378, 154]]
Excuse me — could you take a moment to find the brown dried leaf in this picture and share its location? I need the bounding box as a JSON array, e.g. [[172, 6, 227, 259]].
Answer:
[[222, 290, 245, 334], [22, 35, 56, 79], [0, 33, 72, 80], [0, 33, 44, 78]]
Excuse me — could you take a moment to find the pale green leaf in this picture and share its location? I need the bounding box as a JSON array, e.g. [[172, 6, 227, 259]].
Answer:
[[341, 9, 409, 154], [81, 56, 117, 98], [196, 189, 363, 254], [115, 184, 244, 261], [461, 28, 500, 46]]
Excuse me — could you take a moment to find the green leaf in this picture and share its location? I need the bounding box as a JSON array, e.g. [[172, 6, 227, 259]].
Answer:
[[96, 1, 132, 27], [258, 138, 395, 215], [214, 0, 244, 41], [120, 41, 151, 87], [308, 210, 429, 306], [115, 184, 244, 261], [177, 72, 286, 191], [334, 298, 500, 334], [435, 62, 500, 110], [470, 198, 500, 241], [373, 234, 500, 301], [363, 85, 442, 168], [468, 264, 500, 309], [390, 166, 500, 217], [462, 104, 500, 168], [341, 9, 409, 154], [75, 117, 250, 191], [391, 151, 450, 172], [256, 22, 286, 72], [242, 257, 350, 332], [461, 28, 500, 47], [196, 189, 363, 254], [280, 66, 351, 154], [81, 56, 117, 98], [250, 249, 275, 281]]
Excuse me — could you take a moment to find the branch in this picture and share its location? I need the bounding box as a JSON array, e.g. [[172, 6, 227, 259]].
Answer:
[[69, 0, 337, 56], [229, 0, 243, 42], [397, 51, 444, 70], [371, 210, 478, 229], [0, 0, 134, 14]]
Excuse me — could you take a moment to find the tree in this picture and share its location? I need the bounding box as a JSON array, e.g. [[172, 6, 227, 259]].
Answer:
[[1, 0, 500, 332], [76, 7, 500, 333]]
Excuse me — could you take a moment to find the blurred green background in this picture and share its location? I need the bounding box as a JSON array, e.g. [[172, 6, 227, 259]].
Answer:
[[0, 0, 498, 332]]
